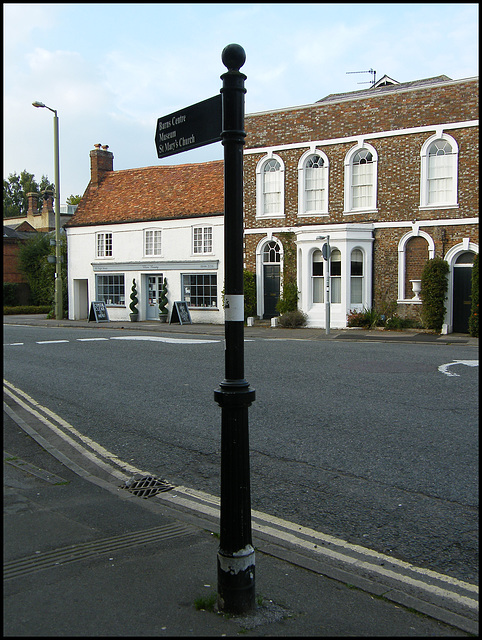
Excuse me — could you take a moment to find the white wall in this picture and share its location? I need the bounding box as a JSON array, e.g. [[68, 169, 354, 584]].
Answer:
[[66, 216, 225, 323], [295, 224, 374, 329]]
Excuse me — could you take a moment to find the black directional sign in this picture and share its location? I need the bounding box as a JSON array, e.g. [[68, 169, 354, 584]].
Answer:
[[155, 94, 222, 159]]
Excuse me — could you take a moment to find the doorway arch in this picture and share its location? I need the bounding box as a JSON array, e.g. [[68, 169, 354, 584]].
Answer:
[[445, 242, 478, 333], [256, 237, 283, 319]]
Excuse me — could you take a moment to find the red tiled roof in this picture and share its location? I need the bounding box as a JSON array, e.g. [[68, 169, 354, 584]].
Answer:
[[66, 160, 224, 227]]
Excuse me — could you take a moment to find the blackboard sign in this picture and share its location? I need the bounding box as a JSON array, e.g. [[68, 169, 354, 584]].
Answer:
[[89, 301, 109, 323], [169, 301, 192, 325]]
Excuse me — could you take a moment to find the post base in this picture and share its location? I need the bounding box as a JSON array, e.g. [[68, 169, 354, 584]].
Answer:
[[217, 546, 256, 615]]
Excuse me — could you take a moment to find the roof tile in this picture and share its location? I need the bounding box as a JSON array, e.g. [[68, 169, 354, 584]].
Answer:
[[67, 160, 224, 227]]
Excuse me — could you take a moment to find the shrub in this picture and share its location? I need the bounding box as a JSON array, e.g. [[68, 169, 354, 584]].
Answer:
[[3, 282, 19, 306], [346, 307, 384, 328], [468, 253, 478, 337], [3, 305, 50, 315], [276, 281, 299, 315], [243, 269, 257, 319], [278, 309, 307, 328], [385, 314, 420, 330], [420, 257, 449, 332]]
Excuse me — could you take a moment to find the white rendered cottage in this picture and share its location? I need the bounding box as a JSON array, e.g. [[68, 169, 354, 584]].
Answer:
[[65, 146, 225, 323]]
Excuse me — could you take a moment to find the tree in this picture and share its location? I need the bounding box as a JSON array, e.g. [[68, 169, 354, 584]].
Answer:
[[66, 194, 82, 205], [17, 233, 53, 305], [3, 170, 54, 218]]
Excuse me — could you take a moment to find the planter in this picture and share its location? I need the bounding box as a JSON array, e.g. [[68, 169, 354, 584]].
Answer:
[[159, 314, 167, 323], [409, 279, 422, 301], [130, 313, 139, 322]]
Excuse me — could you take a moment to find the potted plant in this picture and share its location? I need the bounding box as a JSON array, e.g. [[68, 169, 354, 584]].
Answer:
[[129, 278, 139, 321], [158, 277, 168, 322]]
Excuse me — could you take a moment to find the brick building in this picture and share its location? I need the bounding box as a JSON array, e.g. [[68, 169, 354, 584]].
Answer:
[[242, 75, 478, 333]]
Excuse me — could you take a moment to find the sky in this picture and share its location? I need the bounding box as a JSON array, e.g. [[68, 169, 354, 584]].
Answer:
[[3, 3, 479, 202]]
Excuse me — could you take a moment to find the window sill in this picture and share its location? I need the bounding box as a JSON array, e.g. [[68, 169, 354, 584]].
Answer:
[[255, 214, 285, 220], [418, 204, 459, 211], [298, 212, 329, 218], [397, 299, 422, 305], [343, 208, 378, 216]]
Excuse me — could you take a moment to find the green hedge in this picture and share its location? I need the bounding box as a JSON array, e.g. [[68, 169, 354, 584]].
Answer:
[[4, 306, 51, 315], [468, 254, 478, 337]]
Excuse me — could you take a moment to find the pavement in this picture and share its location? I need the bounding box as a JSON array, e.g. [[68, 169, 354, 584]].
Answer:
[[3, 315, 479, 636]]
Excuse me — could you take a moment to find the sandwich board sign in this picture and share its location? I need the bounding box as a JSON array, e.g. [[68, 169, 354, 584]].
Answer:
[[89, 301, 109, 323], [169, 301, 192, 325]]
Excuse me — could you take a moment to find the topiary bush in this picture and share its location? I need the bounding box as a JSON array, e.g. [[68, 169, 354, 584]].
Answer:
[[420, 257, 449, 332], [158, 277, 168, 316], [468, 253, 478, 337], [129, 279, 139, 315]]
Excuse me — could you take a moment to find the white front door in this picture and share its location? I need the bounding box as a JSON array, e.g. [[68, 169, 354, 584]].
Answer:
[[146, 274, 163, 320]]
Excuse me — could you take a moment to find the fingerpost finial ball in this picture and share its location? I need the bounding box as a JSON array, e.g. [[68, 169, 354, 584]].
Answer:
[[222, 44, 246, 71]]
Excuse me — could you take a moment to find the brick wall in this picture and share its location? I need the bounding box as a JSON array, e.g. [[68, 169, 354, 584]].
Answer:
[[242, 77, 478, 326]]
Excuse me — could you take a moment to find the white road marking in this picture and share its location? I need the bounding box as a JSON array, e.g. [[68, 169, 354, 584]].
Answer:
[[438, 360, 479, 377], [109, 336, 219, 344], [36, 340, 70, 344], [77, 338, 109, 341]]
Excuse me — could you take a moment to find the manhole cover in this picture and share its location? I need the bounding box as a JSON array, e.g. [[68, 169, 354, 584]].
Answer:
[[122, 475, 174, 498]]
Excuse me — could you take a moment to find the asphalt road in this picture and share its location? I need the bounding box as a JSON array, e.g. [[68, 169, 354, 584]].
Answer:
[[3, 323, 478, 586]]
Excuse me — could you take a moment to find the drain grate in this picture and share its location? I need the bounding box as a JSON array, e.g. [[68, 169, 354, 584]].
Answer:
[[121, 475, 174, 498]]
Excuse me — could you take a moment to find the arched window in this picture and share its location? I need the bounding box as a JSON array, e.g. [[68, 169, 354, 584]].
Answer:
[[330, 249, 342, 303], [298, 150, 329, 215], [263, 240, 281, 263], [312, 249, 324, 303], [350, 249, 364, 305], [344, 143, 378, 213], [256, 155, 285, 218], [420, 134, 458, 208]]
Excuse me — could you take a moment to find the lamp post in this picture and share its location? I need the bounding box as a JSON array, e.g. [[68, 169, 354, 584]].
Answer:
[[316, 235, 331, 335], [32, 101, 62, 320]]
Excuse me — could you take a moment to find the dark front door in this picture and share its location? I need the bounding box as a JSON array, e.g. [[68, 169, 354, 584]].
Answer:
[[263, 264, 280, 319], [453, 266, 472, 333]]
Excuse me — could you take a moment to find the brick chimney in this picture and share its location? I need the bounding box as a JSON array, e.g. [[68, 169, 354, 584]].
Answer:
[[40, 190, 54, 215], [90, 144, 114, 187], [27, 192, 40, 216]]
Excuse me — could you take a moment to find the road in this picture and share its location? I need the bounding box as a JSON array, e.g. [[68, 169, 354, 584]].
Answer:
[[3, 322, 478, 586]]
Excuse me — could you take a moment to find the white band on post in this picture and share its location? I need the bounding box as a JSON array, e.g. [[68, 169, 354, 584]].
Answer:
[[224, 295, 244, 322]]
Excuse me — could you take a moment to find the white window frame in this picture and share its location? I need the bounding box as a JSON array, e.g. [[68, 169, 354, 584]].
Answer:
[[298, 148, 329, 216], [144, 229, 162, 257], [182, 273, 218, 308], [344, 142, 378, 214], [419, 133, 459, 210], [350, 247, 365, 307], [311, 248, 324, 303], [96, 231, 113, 258], [256, 153, 285, 219], [95, 273, 125, 306], [330, 248, 342, 304], [192, 225, 213, 255]]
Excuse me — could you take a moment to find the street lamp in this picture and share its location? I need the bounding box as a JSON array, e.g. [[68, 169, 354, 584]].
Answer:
[[316, 235, 331, 335], [32, 101, 62, 320]]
